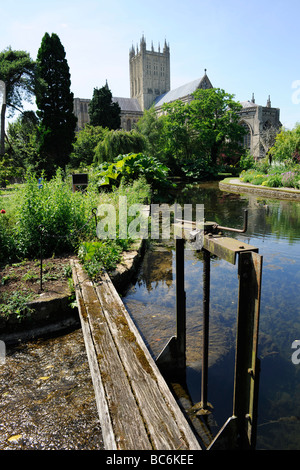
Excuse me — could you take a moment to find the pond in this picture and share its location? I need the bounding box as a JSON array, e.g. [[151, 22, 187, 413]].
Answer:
[[123, 181, 300, 450]]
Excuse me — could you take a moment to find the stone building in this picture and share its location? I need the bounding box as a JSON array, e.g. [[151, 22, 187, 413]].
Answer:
[[154, 72, 213, 116], [73, 98, 90, 130], [130, 35, 170, 111], [239, 94, 281, 159], [73, 36, 281, 159]]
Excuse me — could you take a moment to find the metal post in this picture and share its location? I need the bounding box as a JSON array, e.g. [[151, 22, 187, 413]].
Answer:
[[201, 248, 210, 410], [175, 237, 186, 371], [233, 251, 263, 448], [156, 236, 186, 378], [39, 225, 44, 292]]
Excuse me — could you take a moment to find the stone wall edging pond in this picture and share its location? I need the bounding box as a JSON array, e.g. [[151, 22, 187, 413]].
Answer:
[[1, 238, 147, 345], [219, 178, 300, 201]]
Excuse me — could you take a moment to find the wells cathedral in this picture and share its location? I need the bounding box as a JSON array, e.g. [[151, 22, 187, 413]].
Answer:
[[73, 36, 281, 160]]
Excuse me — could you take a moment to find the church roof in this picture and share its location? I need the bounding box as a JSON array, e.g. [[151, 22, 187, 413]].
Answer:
[[154, 74, 212, 108], [240, 101, 259, 108], [112, 97, 142, 113]]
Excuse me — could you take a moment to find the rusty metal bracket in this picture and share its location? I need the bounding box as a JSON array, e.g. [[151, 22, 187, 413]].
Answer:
[[203, 235, 258, 265]]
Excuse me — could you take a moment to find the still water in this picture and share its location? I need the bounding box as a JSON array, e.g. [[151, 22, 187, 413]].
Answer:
[[123, 181, 300, 450]]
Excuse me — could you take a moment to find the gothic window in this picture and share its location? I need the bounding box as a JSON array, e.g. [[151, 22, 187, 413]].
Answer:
[[127, 119, 132, 131], [240, 122, 251, 149]]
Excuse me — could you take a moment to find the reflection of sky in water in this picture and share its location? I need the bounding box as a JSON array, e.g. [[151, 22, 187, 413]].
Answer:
[[124, 183, 300, 450]]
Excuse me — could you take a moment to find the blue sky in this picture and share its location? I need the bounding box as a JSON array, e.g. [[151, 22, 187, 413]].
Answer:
[[1, 0, 300, 128]]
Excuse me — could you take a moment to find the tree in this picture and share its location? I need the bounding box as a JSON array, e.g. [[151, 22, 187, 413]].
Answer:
[[36, 33, 77, 174], [0, 48, 35, 115], [6, 111, 39, 168], [70, 124, 108, 167], [0, 48, 35, 155], [89, 82, 121, 129], [94, 129, 146, 163], [268, 124, 300, 164], [161, 88, 246, 176], [135, 106, 167, 162]]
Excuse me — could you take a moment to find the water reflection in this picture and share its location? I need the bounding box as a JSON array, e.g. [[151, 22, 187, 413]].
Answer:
[[123, 181, 300, 450]]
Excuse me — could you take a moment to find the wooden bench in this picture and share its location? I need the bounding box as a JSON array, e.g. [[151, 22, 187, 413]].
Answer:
[[71, 259, 202, 451]]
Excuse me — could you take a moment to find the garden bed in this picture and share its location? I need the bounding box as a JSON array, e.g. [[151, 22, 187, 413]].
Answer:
[[219, 178, 300, 200], [0, 256, 77, 342], [0, 237, 147, 344]]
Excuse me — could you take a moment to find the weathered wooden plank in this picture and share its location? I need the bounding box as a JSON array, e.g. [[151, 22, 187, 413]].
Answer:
[[71, 259, 152, 450], [96, 271, 202, 450], [70, 259, 117, 450], [71, 258, 201, 451]]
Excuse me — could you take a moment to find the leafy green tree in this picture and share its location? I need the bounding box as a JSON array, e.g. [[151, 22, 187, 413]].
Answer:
[[36, 33, 77, 175], [95, 129, 146, 163], [70, 125, 108, 168], [135, 106, 167, 162], [268, 124, 300, 164], [89, 82, 121, 129], [0, 48, 35, 155], [6, 111, 39, 168], [161, 88, 246, 177]]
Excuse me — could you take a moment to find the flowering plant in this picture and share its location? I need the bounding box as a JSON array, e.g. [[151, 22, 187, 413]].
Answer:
[[281, 171, 296, 188]]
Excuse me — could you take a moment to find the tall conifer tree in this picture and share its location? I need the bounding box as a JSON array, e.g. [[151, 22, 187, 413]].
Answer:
[[89, 81, 121, 129], [36, 33, 77, 174]]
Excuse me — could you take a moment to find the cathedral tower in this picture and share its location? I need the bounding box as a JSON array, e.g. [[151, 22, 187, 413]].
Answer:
[[129, 35, 170, 111]]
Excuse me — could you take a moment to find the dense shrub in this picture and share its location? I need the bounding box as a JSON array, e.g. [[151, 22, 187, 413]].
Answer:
[[0, 171, 152, 270], [240, 166, 300, 189], [0, 210, 16, 263], [13, 170, 97, 258], [281, 171, 296, 187]]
